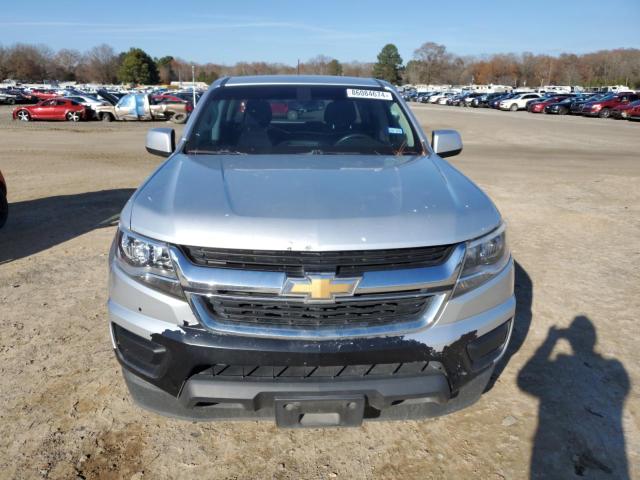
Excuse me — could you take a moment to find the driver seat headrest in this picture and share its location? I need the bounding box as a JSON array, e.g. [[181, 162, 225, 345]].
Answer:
[[244, 100, 272, 127], [324, 100, 357, 130]]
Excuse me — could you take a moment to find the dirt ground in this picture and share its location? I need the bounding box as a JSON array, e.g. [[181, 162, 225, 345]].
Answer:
[[0, 103, 638, 479]]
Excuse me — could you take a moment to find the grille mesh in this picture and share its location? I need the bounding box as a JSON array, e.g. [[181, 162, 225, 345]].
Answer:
[[200, 361, 430, 380], [182, 244, 454, 275], [204, 293, 431, 329]]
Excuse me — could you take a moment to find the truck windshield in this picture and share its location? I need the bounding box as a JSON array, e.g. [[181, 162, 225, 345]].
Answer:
[[184, 85, 423, 155]]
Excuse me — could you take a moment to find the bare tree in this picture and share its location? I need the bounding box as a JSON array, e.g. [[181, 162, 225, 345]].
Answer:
[[50, 48, 81, 81], [301, 55, 333, 75], [0, 46, 7, 81], [413, 42, 449, 84], [77, 44, 119, 83], [342, 61, 374, 77], [4, 44, 50, 81]]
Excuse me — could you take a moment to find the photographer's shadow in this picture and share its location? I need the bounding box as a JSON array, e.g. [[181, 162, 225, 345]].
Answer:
[[518, 316, 630, 479]]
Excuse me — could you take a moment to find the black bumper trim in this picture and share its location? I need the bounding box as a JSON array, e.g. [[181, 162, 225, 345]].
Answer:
[[122, 366, 495, 423], [113, 318, 512, 399], [180, 372, 450, 411]]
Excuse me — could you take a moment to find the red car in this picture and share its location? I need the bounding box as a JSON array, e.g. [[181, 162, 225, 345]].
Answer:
[[611, 99, 640, 119], [527, 95, 572, 113], [30, 89, 59, 101], [580, 92, 639, 118], [270, 101, 289, 116], [0, 169, 7, 228], [12, 98, 86, 122], [625, 102, 640, 121], [152, 94, 186, 103]]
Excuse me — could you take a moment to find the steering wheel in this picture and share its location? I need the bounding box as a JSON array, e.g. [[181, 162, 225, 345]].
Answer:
[[334, 133, 373, 146]]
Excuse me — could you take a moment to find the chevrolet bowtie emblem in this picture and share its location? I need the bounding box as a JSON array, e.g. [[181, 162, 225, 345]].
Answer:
[[282, 274, 361, 303]]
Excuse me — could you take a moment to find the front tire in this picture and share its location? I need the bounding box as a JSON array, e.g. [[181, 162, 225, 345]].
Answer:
[[599, 108, 610, 119], [100, 112, 113, 122], [66, 111, 81, 122], [170, 112, 188, 124], [17, 110, 30, 122], [509, 103, 518, 112]]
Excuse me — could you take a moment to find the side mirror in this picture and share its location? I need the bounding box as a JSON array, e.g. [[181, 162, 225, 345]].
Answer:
[[146, 128, 175, 157], [431, 129, 463, 158]]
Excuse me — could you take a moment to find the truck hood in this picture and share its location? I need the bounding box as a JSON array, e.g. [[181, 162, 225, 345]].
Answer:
[[127, 153, 501, 251], [96, 89, 119, 106]]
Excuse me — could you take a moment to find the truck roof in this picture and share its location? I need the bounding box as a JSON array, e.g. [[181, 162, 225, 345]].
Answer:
[[223, 75, 386, 88]]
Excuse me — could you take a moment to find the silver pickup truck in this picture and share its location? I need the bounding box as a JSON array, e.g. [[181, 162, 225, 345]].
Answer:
[[108, 75, 515, 428]]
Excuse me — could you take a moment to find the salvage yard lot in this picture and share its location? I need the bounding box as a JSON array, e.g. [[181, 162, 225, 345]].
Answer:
[[0, 104, 638, 479]]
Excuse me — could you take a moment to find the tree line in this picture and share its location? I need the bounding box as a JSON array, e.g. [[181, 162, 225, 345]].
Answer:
[[373, 43, 640, 88], [0, 42, 638, 88], [0, 43, 373, 85]]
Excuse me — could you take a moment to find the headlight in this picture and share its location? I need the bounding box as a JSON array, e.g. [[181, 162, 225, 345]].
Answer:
[[114, 228, 184, 298], [453, 224, 510, 297]]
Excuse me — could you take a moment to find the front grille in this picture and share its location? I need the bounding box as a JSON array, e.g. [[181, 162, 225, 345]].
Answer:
[[203, 293, 432, 329], [181, 244, 454, 276], [199, 361, 430, 380]]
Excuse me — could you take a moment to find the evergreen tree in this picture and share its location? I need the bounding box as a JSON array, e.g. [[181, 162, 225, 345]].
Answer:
[[327, 59, 343, 76], [372, 44, 403, 84], [118, 48, 159, 85]]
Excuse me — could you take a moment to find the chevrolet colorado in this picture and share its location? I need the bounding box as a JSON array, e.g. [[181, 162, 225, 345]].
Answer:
[[108, 75, 515, 428]]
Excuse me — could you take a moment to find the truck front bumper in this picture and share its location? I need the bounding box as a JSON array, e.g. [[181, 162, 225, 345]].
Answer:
[[108, 254, 515, 425]]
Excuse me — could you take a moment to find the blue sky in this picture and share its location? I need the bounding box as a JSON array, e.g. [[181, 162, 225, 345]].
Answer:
[[1, 0, 638, 64]]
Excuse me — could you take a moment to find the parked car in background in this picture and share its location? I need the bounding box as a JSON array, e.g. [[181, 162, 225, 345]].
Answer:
[[0, 169, 6, 229], [29, 89, 59, 101], [545, 95, 586, 115], [96, 91, 126, 103], [527, 95, 572, 113], [625, 101, 640, 120], [152, 93, 194, 106], [580, 92, 639, 118], [418, 92, 437, 103], [462, 93, 484, 107], [403, 90, 418, 102], [447, 93, 467, 106], [499, 93, 542, 111], [94, 90, 191, 123], [12, 98, 86, 122], [64, 94, 109, 118], [415, 92, 430, 103], [569, 93, 608, 114], [0, 88, 30, 105], [489, 93, 514, 109], [428, 92, 453, 104], [471, 92, 506, 108], [64, 94, 108, 109], [611, 99, 640, 119], [269, 101, 289, 116], [287, 99, 325, 116]]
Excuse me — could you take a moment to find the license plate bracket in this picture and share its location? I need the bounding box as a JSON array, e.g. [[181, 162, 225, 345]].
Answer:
[[274, 395, 365, 428]]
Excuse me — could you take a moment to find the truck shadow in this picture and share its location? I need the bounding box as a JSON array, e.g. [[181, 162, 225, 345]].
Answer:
[[0, 189, 134, 264], [485, 260, 533, 391], [518, 316, 630, 479]]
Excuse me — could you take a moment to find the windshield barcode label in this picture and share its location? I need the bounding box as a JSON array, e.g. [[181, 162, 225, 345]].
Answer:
[[346, 89, 393, 101]]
